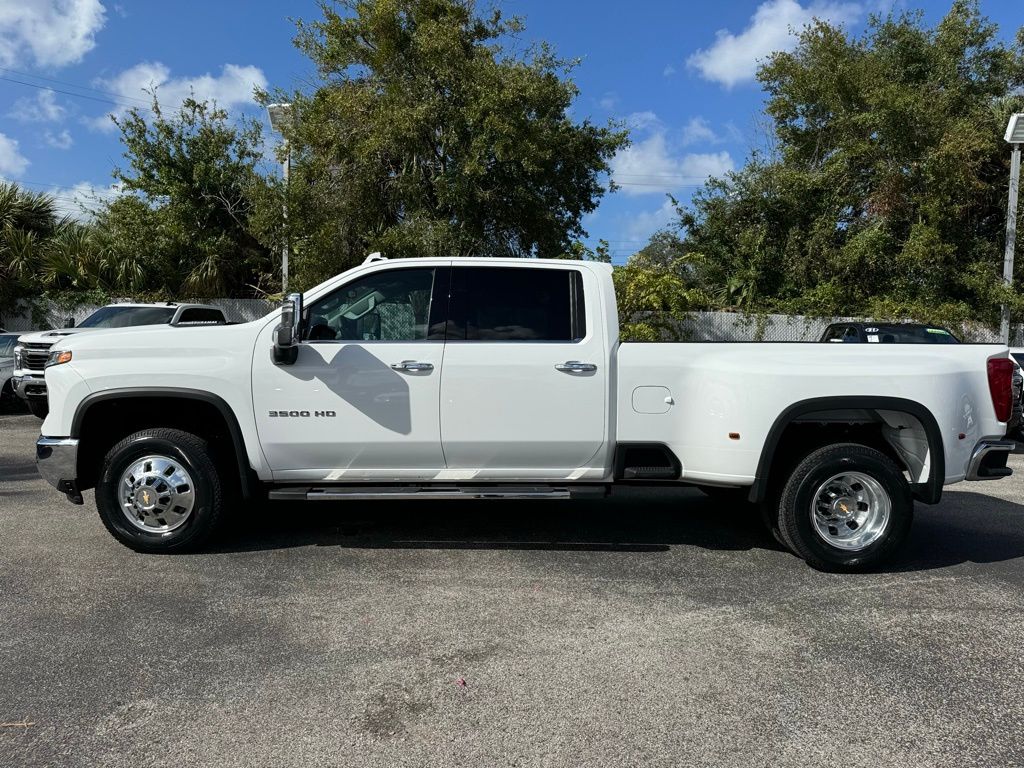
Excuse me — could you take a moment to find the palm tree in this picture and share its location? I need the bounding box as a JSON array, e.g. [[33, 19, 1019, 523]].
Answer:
[[0, 182, 105, 323]]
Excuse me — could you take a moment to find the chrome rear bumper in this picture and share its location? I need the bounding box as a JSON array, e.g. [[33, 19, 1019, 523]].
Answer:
[[965, 439, 1016, 481], [36, 436, 83, 504]]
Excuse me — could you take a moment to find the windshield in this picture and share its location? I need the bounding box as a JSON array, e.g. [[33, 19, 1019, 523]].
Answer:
[[0, 334, 17, 357], [78, 306, 176, 328]]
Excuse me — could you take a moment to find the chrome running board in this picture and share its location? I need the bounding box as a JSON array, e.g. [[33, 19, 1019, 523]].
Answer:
[[267, 485, 605, 502]]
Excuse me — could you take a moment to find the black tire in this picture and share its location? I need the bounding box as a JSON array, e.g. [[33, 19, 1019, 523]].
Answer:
[[773, 443, 913, 572], [95, 428, 224, 553], [1, 381, 24, 412], [27, 399, 48, 419]]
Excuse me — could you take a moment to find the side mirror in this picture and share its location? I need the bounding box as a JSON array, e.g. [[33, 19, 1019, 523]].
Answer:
[[65, 316, 76, 328], [272, 292, 303, 365]]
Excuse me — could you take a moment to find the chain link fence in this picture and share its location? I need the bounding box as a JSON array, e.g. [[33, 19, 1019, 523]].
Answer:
[[4, 300, 1022, 345], [631, 311, 1021, 345], [1, 298, 277, 332]]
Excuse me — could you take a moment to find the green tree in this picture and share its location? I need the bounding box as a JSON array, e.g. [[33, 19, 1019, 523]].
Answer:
[[677, 1, 1024, 324], [259, 0, 627, 289], [0, 182, 105, 321], [101, 97, 274, 297]]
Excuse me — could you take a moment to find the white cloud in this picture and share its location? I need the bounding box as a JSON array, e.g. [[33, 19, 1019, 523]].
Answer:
[[626, 111, 661, 131], [45, 129, 73, 149], [625, 198, 678, 241], [90, 61, 268, 131], [681, 117, 719, 146], [0, 0, 106, 68], [48, 180, 121, 220], [0, 133, 29, 177], [599, 92, 618, 110], [687, 0, 861, 88], [9, 89, 66, 122], [679, 151, 735, 179], [663, 64, 676, 77], [612, 113, 735, 196]]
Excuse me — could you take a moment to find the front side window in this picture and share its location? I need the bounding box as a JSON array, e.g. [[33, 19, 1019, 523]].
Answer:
[[446, 267, 586, 342], [303, 268, 438, 342]]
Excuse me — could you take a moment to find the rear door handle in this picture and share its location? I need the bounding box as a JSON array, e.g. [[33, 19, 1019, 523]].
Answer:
[[555, 361, 597, 373], [391, 360, 434, 372]]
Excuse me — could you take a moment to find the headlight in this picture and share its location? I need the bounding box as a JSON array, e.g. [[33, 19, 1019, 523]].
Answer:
[[13, 345, 22, 368], [45, 349, 72, 368]]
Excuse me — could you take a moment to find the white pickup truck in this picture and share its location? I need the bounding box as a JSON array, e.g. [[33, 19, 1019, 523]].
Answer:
[[35, 256, 1017, 571], [14, 302, 229, 418]]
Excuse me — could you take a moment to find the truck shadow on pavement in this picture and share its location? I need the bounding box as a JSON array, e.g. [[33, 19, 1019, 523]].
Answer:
[[212, 488, 1024, 571], [218, 489, 775, 555]]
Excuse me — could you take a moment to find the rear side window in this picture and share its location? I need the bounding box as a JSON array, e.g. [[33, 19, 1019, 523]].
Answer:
[[175, 308, 225, 325], [446, 267, 586, 342]]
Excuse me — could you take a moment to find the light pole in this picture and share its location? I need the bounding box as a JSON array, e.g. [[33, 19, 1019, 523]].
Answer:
[[1001, 113, 1024, 344], [267, 103, 293, 294]]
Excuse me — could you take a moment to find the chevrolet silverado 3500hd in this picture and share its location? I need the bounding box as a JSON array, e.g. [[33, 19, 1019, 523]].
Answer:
[[35, 256, 1016, 570]]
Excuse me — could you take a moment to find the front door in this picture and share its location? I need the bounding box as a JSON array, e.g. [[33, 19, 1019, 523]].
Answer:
[[252, 266, 448, 481], [438, 264, 608, 479]]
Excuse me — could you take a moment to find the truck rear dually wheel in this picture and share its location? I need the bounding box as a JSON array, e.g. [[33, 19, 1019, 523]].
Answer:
[[95, 428, 224, 553], [774, 443, 913, 572]]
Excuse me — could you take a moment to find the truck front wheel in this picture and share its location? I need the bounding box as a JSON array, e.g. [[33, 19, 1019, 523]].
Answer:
[[773, 443, 913, 572], [95, 428, 224, 553]]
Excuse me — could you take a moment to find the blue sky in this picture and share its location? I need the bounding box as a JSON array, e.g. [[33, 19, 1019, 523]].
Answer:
[[0, 1, 1020, 264]]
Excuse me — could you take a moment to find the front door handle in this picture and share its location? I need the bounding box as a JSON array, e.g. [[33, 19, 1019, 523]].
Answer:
[[391, 360, 434, 372], [555, 360, 597, 373]]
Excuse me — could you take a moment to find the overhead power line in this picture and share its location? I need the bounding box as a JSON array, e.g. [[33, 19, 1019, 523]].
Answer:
[[0, 65, 151, 106], [0, 75, 141, 110]]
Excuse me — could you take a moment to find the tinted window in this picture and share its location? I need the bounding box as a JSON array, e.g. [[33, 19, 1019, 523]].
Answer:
[[0, 334, 17, 357], [303, 268, 438, 341], [447, 267, 585, 342], [822, 325, 859, 342], [78, 306, 175, 328], [175, 308, 225, 325], [875, 326, 959, 344]]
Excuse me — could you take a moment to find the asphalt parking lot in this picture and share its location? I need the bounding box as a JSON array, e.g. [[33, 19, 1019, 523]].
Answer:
[[2, 412, 1024, 767]]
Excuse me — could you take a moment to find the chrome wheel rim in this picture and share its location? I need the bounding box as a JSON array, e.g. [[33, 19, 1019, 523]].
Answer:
[[810, 471, 890, 552], [119, 455, 195, 533]]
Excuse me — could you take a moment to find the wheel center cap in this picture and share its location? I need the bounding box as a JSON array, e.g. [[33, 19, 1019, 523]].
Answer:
[[831, 496, 856, 519], [135, 487, 157, 510]]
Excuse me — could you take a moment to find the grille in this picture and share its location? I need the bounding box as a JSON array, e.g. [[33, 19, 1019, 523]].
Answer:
[[19, 342, 52, 372]]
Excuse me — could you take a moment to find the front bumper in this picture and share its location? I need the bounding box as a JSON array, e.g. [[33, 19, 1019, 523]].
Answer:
[[965, 439, 1016, 481], [36, 436, 83, 504], [13, 374, 47, 400]]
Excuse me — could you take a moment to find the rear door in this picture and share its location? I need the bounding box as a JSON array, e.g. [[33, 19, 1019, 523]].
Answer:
[[438, 264, 608, 478]]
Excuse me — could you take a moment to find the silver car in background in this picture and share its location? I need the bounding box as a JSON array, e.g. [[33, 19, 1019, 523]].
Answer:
[[0, 332, 24, 411]]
